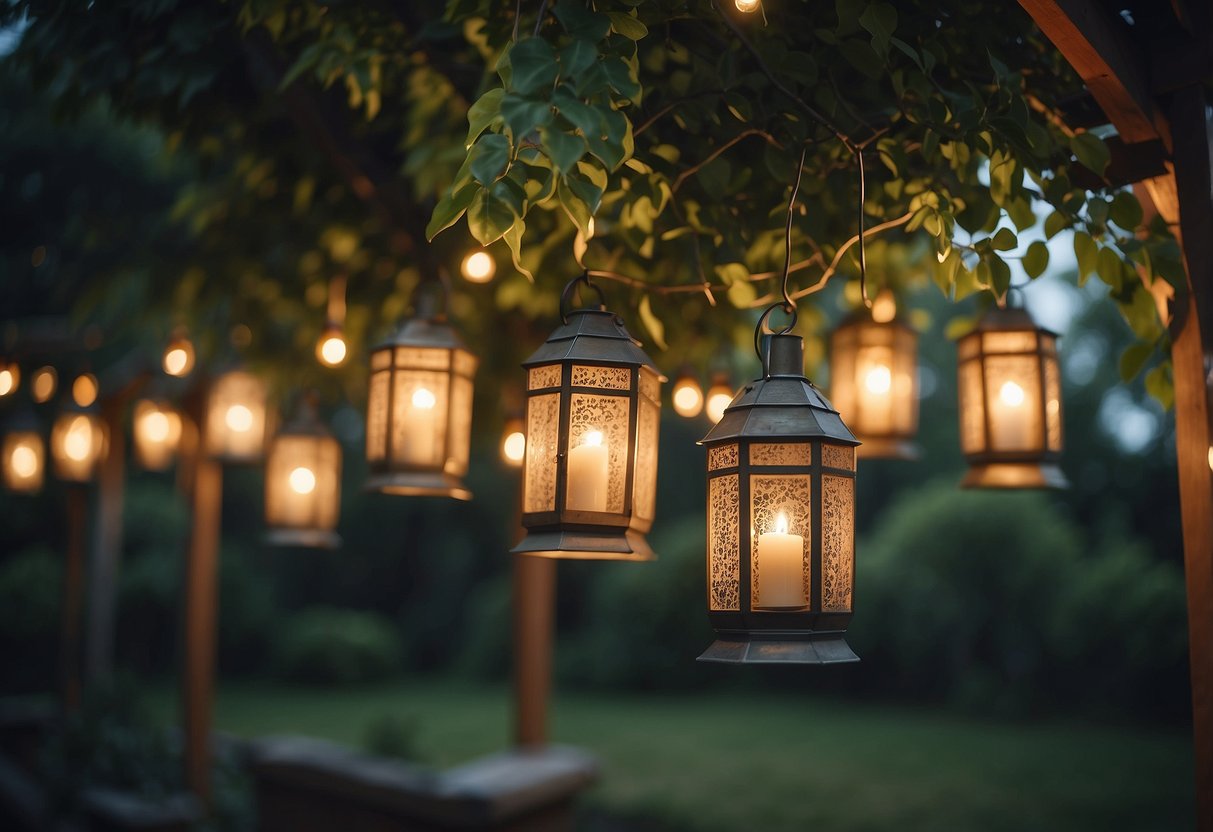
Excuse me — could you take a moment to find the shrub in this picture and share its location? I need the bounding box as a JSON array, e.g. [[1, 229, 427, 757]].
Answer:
[[0, 546, 61, 694], [274, 607, 402, 685]]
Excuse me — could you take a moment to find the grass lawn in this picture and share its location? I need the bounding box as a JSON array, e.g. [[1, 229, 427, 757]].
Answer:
[[145, 678, 1193, 832]]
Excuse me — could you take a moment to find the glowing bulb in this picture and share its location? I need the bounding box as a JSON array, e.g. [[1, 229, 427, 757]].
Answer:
[[226, 404, 254, 432], [999, 381, 1025, 407], [735, 0, 760, 11], [144, 411, 170, 443], [502, 431, 526, 465], [317, 334, 347, 366], [706, 384, 733, 424], [163, 337, 195, 377], [412, 388, 437, 410], [1207, 446, 1212, 472], [583, 430, 604, 447], [461, 250, 496, 283], [672, 377, 704, 418], [871, 290, 897, 324], [72, 374, 98, 407], [11, 445, 37, 478], [0, 368, 15, 397], [64, 417, 92, 461], [774, 512, 789, 535], [864, 365, 892, 395], [32, 367, 56, 403], [289, 466, 316, 495]]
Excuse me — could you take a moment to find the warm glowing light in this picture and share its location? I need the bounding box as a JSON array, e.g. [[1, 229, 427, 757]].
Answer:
[[412, 387, 437, 410], [864, 365, 892, 395], [999, 380, 1025, 407], [735, 0, 760, 11], [672, 377, 704, 418], [72, 374, 98, 407], [226, 404, 254, 432], [289, 466, 317, 495], [774, 512, 789, 535], [871, 290, 897, 324], [32, 367, 56, 403], [1208, 446, 1212, 472], [11, 445, 37, 478], [317, 334, 348, 366], [163, 336, 195, 377], [706, 385, 733, 424], [0, 368, 15, 397], [583, 429, 604, 447], [461, 250, 496, 283], [144, 411, 171, 442], [502, 431, 526, 464], [64, 416, 93, 461]]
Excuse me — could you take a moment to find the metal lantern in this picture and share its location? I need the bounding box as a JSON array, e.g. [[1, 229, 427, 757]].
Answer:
[[512, 275, 665, 561], [957, 305, 1066, 489], [265, 400, 342, 548], [50, 406, 107, 482], [2, 410, 45, 494], [364, 292, 477, 499], [829, 303, 920, 460], [699, 333, 860, 664], [133, 399, 184, 471], [206, 370, 269, 463]]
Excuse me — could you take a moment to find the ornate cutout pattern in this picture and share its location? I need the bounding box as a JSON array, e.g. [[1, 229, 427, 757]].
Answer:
[[528, 364, 562, 390], [821, 444, 855, 471], [822, 475, 854, 611], [638, 368, 661, 403], [524, 393, 559, 512], [571, 365, 631, 390], [708, 443, 738, 471], [708, 474, 740, 610], [750, 442, 811, 467], [395, 347, 449, 370], [749, 474, 811, 609], [568, 393, 629, 512], [634, 399, 659, 521]]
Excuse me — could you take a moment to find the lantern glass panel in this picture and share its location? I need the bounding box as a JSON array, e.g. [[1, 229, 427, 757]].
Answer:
[[134, 400, 183, 471], [749, 473, 811, 609], [390, 369, 448, 467], [708, 443, 739, 471], [821, 473, 855, 612], [207, 372, 267, 461], [822, 443, 856, 471], [708, 473, 741, 611], [524, 392, 559, 513], [983, 355, 1043, 452], [1044, 352, 1062, 452], [566, 393, 629, 513], [634, 392, 659, 522], [448, 372, 473, 476], [958, 354, 986, 454], [529, 364, 561, 390], [266, 434, 341, 533], [571, 364, 630, 389], [984, 330, 1038, 353], [3, 431, 44, 492], [749, 442, 811, 467], [366, 369, 390, 462]]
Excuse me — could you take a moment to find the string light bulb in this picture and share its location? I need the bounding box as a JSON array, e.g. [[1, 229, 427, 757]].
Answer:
[[72, 374, 98, 407], [0, 362, 18, 398], [315, 324, 348, 367], [672, 371, 704, 418], [501, 417, 526, 467], [705, 375, 734, 425], [735, 0, 760, 12], [461, 249, 496, 283], [163, 334, 196, 378], [31, 367, 56, 403]]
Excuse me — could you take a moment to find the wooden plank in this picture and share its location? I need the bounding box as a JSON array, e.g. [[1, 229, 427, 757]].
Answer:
[[61, 486, 87, 713], [1018, 0, 1163, 145]]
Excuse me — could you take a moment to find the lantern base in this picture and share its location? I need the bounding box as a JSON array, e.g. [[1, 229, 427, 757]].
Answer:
[[697, 633, 859, 665], [856, 437, 920, 461], [365, 471, 473, 501], [264, 528, 342, 549], [962, 462, 1069, 490], [511, 528, 655, 562]]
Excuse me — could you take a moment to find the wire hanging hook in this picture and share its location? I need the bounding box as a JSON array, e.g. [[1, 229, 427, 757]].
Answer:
[[560, 271, 608, 324]]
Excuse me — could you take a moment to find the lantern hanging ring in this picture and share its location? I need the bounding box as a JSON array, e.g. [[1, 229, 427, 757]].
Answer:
[[560, 271, 608, 324]]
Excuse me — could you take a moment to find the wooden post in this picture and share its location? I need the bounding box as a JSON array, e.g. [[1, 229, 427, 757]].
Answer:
[[85, 396, 128, 687], [61, 486, 88, 712], [182, 391, 222, 805], [511, 484, 556, 748]]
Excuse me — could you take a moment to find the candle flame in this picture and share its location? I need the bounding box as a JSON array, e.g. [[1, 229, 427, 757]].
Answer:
[[11, 445, 37, 478], [774, 512, 789, 534], [864, 364, 892, 395], [225, 404, 254, 432], [412, 387, 437, 409], [289, 466, 316, 495], [144, 411, 170, 442], [583, 430, 603, 448], [64, 417, 93, 461], [999, 380, 1025, 407]]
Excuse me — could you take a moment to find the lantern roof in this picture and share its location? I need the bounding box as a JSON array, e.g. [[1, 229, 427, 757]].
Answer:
[[968, 304, 1058, 337], [522, 309, 662, 373], [375, 312, 468, 352], [278, 397, 332, 439], [701, 334, 859, 445]]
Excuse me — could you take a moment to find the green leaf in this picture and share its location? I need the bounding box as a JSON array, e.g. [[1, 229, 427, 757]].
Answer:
[[1043, 210, 1069, 240], [470, 133, 511, 185], [858, 2, 897, 52], [988, 254, 1012, 298], [559, 39, 597, 78], [426, 181, 478, 240], [465, 88, 504, 147], [1144, 362, 1174, 410], [990, 227, 1017, 251], [637, 296, 667, 351], [502, 218, 534, 282], [1074, 231, 1097, 283], [1096, 246, 1125, 291], [1023, 240, 1050, 279], [1118, 341, 1153, 382], [603, 57, 641, 102], [500, 93, 551, 140], [1070, 132, 1110, 176], [554, 0, 610, 40], [466, 185, 518, 245], [726, 280, 756, 308], [1110, 191, 1143, 230], [606, 11, 648, 41], [541, 126, 586, 173], [557, 177, 592, 236], [509, 37, 559, 96], [944, 314, 976, 340]]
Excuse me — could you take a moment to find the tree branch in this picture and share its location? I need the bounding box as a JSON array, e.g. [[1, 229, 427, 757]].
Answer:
[[672, 129, 783, 193]]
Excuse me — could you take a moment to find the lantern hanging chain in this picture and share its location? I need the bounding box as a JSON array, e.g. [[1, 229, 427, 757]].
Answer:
[[754, 144, 807, 359]]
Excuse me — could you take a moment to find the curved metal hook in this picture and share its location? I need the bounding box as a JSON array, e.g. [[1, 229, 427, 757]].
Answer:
[[753, 301, 798, 362], [560, 271, 608, 324]]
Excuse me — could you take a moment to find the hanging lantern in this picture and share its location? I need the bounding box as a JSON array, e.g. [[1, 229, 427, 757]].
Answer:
[[50, 406, 107, 483], [956, 305, 1067, 489], [700, 332, 860, 664], [2, 410, 45, 494], [133, 399, 184, 471], [265, 399, 342, 548], [828, 293, 920, 459], [671, 370, 704, 418], [500, 417, 526, 467], [0, 360, 19, 398], [512, 274, 665, 561], [364, 288, 477, 499], [205, 370, 269, 463]]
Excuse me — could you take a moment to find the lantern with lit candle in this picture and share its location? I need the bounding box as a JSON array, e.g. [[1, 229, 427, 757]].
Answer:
[[705, 374, 734, 425], [364, 288, 477, 499], [51, 406, 107, 482], [0, 361, 19, 398], [205, 370, 269, 463], [133, 399, 184, 471], [512, 274, 665, 561], [671, 370, 704, 418], [2, 410, 45, 494], [829, 293, 920, 459], [956, 305, 1066, 488], [699, 331, 860, 664], [265, 400, 342, 548]]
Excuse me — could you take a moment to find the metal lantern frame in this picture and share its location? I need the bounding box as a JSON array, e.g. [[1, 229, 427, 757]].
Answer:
[[829, 309, 920, 460], [699, 332, 860, 665], [265, 399, 342, 549], [956, 305, 1067, 489], [50, 404, 108, 483], [2, 408, 45, 494], [364, 288, 477, 500], [512, 274, 665, 561]]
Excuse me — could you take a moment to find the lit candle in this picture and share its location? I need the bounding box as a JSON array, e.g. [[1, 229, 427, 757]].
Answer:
[[859, 352, 894, 435], [405, 387, 437, 463], [990, 380, 1029, 450], [756, 512, 806, 608], [567, 429, 609, 511]]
